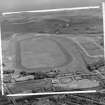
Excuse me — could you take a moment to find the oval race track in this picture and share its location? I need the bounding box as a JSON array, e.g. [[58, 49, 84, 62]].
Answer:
[[15, 35, 75, 72]]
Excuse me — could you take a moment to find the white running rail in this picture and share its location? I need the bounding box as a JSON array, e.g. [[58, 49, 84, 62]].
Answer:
[[2, 6, 100, 16]]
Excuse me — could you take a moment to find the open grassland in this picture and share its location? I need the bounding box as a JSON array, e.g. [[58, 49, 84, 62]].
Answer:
[[73, 37, 104, 57], [1, 8, 103, 40], [3, 34, 93, 74]]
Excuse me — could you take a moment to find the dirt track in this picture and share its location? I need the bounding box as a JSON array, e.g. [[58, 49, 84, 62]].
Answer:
[[14, 35, 86, 73]]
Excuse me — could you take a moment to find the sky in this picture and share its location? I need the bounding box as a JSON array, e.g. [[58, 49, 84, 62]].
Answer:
[[0, 0, 104, 12]]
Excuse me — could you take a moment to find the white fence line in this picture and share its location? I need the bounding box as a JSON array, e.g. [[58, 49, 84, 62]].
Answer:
[[0, 24, 4, 95], [102, 2, 105, 56], [2, 6, 100, 16], [7, 90, 97, 97]]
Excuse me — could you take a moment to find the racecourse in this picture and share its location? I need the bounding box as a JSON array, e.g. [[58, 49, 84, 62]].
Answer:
[[15, 35, 82, 73]]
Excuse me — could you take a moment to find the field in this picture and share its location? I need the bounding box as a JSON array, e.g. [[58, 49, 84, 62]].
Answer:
[[0, 4, 105, 105], [1, 7, 103, 39], [2, 33, 103, 74], [2, 33, 104, 94]]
